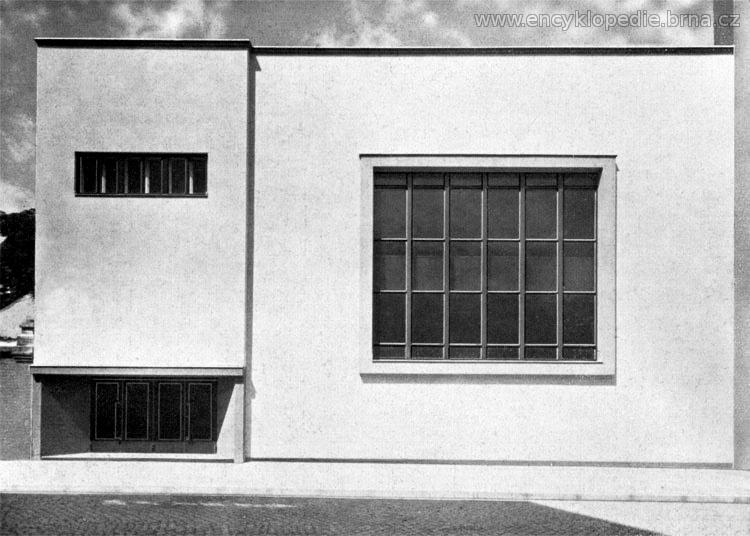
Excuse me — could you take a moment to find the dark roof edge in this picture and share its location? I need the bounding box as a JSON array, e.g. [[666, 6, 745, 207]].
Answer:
[[35, 38, 251, 49], [252, 45, 733, 56], [35, 39, 733, 55]]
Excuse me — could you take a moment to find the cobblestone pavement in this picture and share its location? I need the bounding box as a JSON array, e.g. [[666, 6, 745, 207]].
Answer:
[[0, 494, 660, 535]]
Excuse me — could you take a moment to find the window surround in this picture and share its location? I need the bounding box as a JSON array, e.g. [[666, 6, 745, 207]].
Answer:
[[360, 155, 616, 376]]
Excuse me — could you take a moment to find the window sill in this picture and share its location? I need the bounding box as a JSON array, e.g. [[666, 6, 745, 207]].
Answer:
[[360, 359, 614, 376], [74, 193, 208, 198], [41, 452, 232, 462]]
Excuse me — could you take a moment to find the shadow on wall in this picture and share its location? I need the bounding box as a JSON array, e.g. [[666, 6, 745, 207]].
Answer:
[[243, 52, 260, 459], [40, 377, 89, 456], [361, 374, 615, 386]]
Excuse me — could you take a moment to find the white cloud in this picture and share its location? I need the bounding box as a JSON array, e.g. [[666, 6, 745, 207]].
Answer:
[[422, 11, 439, 28], [308, 0, 474, 47], [0, 181, 34, 213], [310, 0, 403, 47], [112, 0, 226, 38], [2, 113, 34, 167]]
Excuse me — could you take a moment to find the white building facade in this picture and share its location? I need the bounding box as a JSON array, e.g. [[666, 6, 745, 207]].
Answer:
[[31, 39, 746, 468]]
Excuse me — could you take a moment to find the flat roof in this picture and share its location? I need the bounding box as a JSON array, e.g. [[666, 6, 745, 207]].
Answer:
[[35, 38, 733, 55]]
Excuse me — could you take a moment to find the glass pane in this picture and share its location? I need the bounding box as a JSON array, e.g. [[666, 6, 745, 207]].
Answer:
[[94, 383, 118, 439], [450, 293, 480, 343], [413, 189, 444, 238], [374, 241, 405, 291], [450, 242, 481, 290], [562, 347, 596, 361], [524, 347, 557, 360], [450, 189, 481, 238], [125, 383, 149, 440], [449, 346, 480, 359], [102, 159, 117, 194], [375, 172, 406, 187], [488, 242, 518, 291], [374, 189, 405, 238], [81, 157, 98, 193], [158, 383, 182, 440], [450, 173, 481, 188], [192, 158, 207, 194], [526, 189, 557, 238], [564, 173, 598, 188], [487, 294, 518, 344], [488, 173, 519, 187], [564, 189, 596, 239], [171, 158, 187, 194], [563, 242, 595, 291], [412, 242, 443, 291], [563, 294, 595, 344], [373, 346, 405, 359], [525, 294, 557, 344], [525, 242, 557, 291], [487, 346, 519, 360], [412, 346, 443, 359], [373, 293, 405, 343], [127, 158, 142, 194], [148, 160, 162, 194], [116, 160, 126, 194], [189, 383, 212, 441], [526, 173, 557, 187], [412, 172, 442, 187], [412, 294, 443, 343], [488, 189, 519, 238]]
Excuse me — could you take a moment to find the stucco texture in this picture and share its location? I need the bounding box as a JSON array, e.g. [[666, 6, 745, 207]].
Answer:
[[248, 53, 733, 464], [35, 48, 248, 369]]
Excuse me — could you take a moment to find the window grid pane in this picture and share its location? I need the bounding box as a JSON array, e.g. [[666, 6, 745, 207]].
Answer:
[[373, 171, 596, 361]]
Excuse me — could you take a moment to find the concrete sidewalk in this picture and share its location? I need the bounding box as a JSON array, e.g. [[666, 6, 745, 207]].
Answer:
[[1, 460, 749, 503]]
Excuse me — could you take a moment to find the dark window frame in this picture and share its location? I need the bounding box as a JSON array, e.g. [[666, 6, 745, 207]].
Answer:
[[89, 378, 217, 443], [75, 152, 208, 197], [372, 171, 599, 362]]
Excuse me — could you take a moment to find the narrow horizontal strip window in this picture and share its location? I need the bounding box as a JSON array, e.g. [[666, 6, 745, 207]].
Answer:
[[373, 171, 598, 362], [75, 153, 208, 196]]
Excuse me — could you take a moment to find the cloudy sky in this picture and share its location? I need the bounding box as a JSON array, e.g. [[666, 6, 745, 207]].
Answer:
[[0, 0, 717, 212]]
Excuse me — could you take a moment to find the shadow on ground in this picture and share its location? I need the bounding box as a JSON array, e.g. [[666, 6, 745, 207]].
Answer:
[[1, 494, 660, 535]]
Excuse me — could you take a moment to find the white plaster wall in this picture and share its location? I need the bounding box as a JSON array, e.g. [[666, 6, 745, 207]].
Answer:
[[35, 47, 247, 368], [249, 54, 734, 463]]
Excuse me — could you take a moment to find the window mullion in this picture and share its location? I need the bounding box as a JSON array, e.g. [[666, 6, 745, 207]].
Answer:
[[405, 173, 412, 359], [443, 173, 450, 359], [556, 174, 564, 360], [480, 173, 488, 359], [519, 175, 526, 359]]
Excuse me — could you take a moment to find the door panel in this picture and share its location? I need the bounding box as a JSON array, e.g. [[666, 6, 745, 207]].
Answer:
[[94, 382, 119, 440], [91, 379, 216, 452], [188, 383, 212, 441], [124, 382, 149, 440], [158, 382, 183, 440]]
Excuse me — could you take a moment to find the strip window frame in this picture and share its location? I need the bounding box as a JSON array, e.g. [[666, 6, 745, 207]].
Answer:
[[75, 152, 208, 197]]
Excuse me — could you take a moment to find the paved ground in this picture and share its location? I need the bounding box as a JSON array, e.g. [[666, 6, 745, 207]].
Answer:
[[0, 494, 665, 536]]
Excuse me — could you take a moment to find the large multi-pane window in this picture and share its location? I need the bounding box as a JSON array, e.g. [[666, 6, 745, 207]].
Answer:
[[75, 153, 207, 196], [373, 171, 597, 361]]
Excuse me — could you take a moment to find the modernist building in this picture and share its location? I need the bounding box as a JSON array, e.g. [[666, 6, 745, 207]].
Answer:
[[26, 34, 750, 468]]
